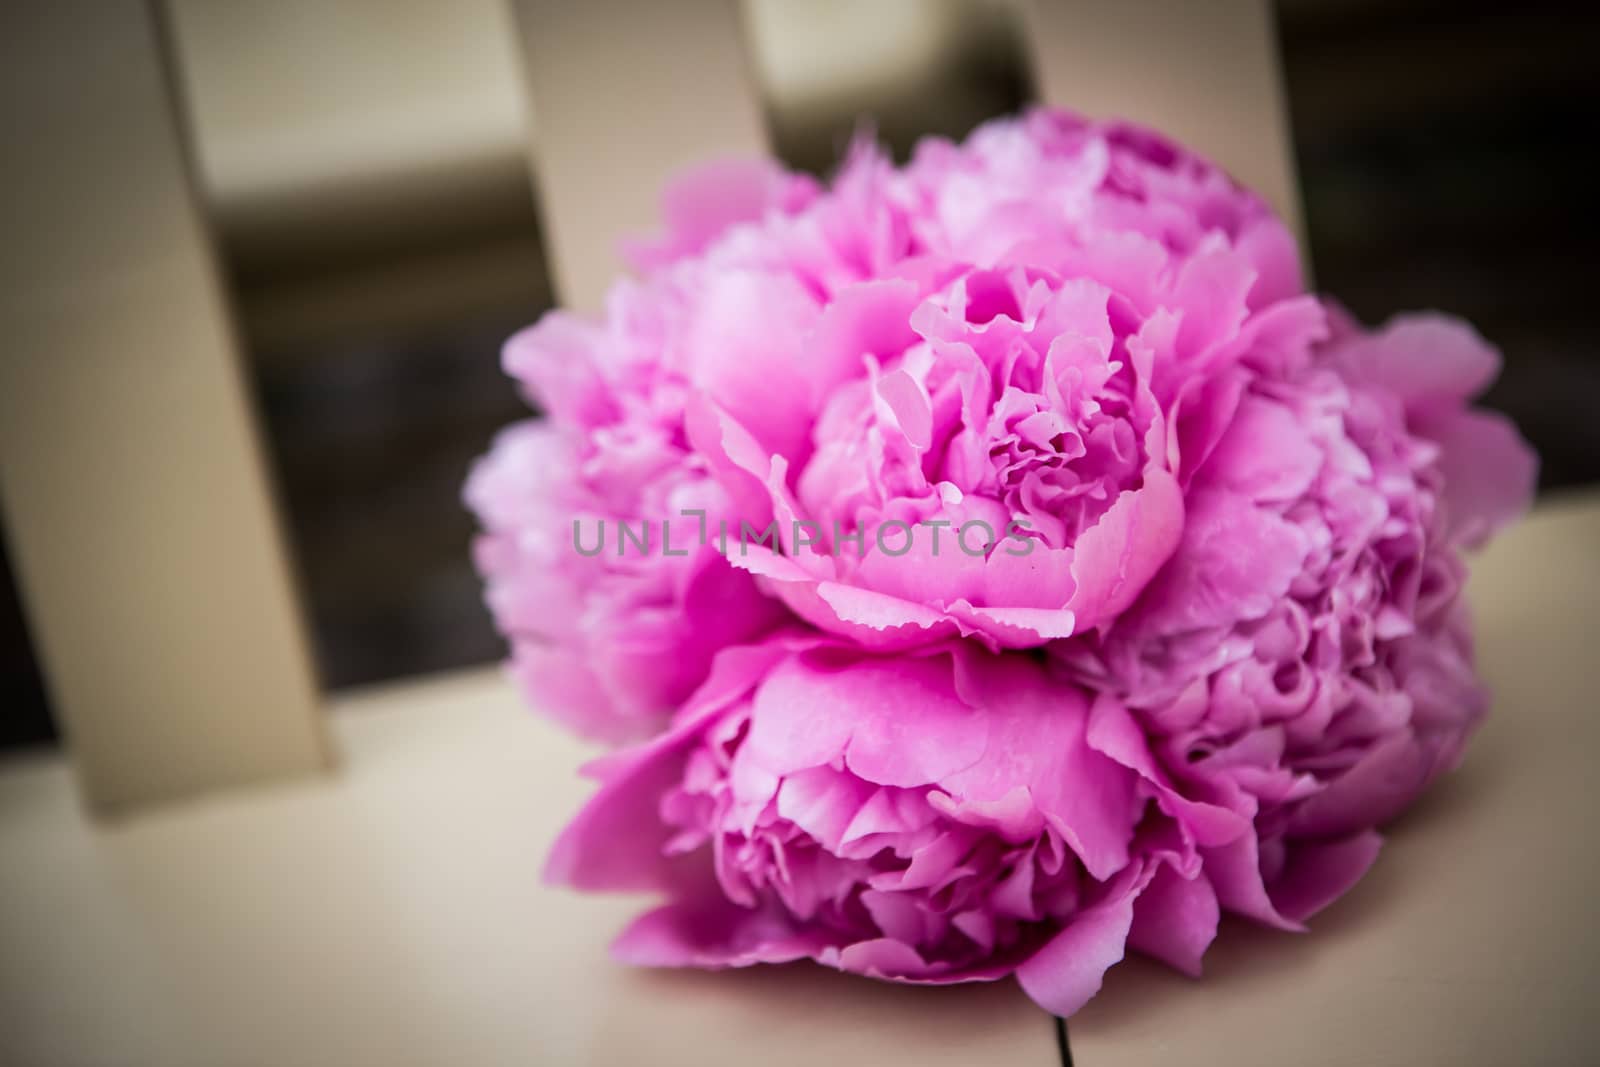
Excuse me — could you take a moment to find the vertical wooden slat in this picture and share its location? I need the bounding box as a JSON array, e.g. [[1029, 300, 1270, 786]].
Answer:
[[1018, 0, 1305, 247], [0, 1, 330, 813], [507, 0, 769, 312]]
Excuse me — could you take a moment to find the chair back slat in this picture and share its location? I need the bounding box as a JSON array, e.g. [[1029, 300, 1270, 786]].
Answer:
[[508, 0, 769, 312], [0, 2, 329, 813]]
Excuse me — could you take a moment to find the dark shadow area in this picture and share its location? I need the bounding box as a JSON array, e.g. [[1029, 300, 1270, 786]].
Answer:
[[1280, 0, 1600, 489], [756, 2, 1033, 175], [250, 294, 546, 689], [0, 539, 54, 748]]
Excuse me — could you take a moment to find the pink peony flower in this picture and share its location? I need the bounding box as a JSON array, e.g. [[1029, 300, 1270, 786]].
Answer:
[[470, 108, 1536, 1013], [545, 308, 1533, 1016]]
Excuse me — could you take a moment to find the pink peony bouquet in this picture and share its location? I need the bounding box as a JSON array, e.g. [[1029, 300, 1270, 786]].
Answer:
[[467, 109, 1535, 1016]]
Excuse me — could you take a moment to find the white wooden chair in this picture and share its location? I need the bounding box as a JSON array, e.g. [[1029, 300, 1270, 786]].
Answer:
[[0, 3, 1594, 1064]]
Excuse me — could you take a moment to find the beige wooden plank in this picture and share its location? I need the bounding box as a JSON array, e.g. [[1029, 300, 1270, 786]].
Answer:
[[1070, 491, 1600, 1065], [508, 0, 770, 311], [0, 1, 330, 813], [1018, 0, 1306, 246]]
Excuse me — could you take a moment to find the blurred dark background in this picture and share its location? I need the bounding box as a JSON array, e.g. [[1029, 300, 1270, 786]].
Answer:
[[2, 0, 1594, 749]]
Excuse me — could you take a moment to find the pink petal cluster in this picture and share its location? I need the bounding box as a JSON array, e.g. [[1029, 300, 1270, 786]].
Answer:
[[549, 637, 1169, 1016], [467, 109, 1535, 1014]]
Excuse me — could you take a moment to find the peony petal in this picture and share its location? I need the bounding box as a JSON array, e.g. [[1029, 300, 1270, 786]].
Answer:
[[682, 269, 823, 461], [1236, 218, 1304, 309], [613, 898, 832, 968], [684, 394, 779, 526], [1085, 697, 1250, 848], [1332, 313, 1500, 404], [1015, 866, 1149, 1017], [544, 729, 700, 892], [624, 157, 818, 271], [507, 641, 639, 744], [947, 652, 1139, 879], [1066, 468, 1185, 631], [980, 544, 1078, 615], [1200, 394, 1324, 502], [876, 367, 933, 451], [830, 938, 1020, 984], [1127, 863, 1220, 977], [1199, 832, 1303, 933], [807, 280, 923, 376], [810, 581, 956, 642], [943, 602, 1079, 647], [1125, 487, 1308, 635], [1168, 242, 1258, 369], [775, 766, 877, 852], [500, 317, 617, 426], [1419, 407, 1538, 549], [1268, 831, 1384, 924], [545, 639, 803, 888], [744, 654, 987, 786], [1287, 733, 1434, 838]]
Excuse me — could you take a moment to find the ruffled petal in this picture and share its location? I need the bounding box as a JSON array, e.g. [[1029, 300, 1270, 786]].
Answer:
[[1127, 863, 1220, 977], [1015, 866, 1150, 1017]]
